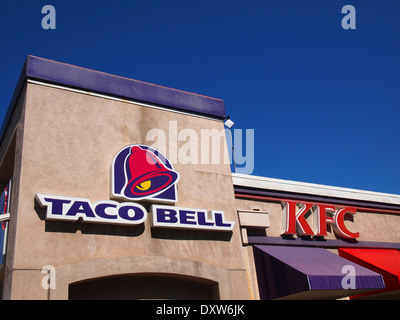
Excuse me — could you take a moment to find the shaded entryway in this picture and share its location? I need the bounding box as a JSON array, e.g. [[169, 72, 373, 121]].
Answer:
[[68, 273, 219, 300]]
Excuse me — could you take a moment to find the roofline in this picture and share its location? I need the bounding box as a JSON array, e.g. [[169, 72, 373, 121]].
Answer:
[[232, 173, 400, 209], [0, 55, 226, 146]]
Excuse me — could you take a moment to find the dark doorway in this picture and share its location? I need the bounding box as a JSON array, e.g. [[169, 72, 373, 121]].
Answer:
[[69, 273, 219, 300]]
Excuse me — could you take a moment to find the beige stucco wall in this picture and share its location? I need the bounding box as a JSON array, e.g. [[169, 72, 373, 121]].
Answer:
[[1, 82, 250, 299]]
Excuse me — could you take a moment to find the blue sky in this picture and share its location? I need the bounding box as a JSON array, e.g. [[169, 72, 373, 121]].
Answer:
[[0, 0, 399, 194]]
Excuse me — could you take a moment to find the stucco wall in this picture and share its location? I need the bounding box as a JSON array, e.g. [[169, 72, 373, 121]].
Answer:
[[2, 82, 249, 299]]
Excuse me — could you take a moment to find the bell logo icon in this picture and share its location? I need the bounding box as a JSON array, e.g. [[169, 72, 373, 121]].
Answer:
[[112, 145, 180, 203]]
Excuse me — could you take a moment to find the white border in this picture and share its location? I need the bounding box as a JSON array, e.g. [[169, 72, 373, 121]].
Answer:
[[232, 173, 400, 206]]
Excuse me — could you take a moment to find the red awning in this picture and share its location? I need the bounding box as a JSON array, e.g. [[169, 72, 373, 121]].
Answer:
[[338, 248, 400, 299]]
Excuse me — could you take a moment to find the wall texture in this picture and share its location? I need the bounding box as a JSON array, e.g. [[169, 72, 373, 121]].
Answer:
[[2, 82, 249, 299]]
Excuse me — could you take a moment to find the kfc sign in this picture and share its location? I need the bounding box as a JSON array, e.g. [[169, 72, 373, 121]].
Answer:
[[281, 201, 359, 239]]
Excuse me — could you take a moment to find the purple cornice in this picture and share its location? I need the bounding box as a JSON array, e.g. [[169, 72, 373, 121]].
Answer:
[[0, 55, 226, 146]]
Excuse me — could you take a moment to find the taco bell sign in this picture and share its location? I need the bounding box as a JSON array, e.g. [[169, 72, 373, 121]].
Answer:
[[35, 144, 234, 231]]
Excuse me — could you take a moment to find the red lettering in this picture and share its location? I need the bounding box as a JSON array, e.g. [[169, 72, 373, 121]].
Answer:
[[281, 201, 314, 236], [314, 204, 335, 237], [333, 207, 359, 239], [281, 201, 359, 240]]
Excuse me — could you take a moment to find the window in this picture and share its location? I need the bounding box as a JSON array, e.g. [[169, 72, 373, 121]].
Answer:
[[0, 179, 11, 266]]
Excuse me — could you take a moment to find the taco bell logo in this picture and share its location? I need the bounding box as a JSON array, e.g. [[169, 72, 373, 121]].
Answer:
[[35, 144, 234, 230], [112, 145, 180, 203]]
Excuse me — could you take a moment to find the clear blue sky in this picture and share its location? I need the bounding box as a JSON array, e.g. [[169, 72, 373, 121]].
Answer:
[[0, 1, 399, 194]]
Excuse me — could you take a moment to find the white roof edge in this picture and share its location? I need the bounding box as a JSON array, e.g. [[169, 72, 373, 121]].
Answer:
[[232, 173, 400, 206]]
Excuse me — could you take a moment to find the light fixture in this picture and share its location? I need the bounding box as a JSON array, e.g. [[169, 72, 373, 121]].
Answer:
[[224, 115, 236, 173], [224, 115, 234, 129]]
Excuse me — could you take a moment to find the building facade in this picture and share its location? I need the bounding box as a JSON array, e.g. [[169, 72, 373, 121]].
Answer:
[[234, 173, 400, 299], [0, 56, 399, 299]]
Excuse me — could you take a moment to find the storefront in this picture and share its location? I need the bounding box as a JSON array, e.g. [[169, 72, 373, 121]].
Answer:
[[234, 173, 400, 299], [0, 56, 399, 299]]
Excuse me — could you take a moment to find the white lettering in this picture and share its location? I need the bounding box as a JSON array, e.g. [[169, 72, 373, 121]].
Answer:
[[341, 265, 356, 289], [35, 194, 147, 226], [201, 304, 245, 316], [341, 5, 356, 30], [35, 194, 232, 232], [145, 120, 255, 174], [151, 205, 234, 231], [41, 5, 56, 30], [41, 265, 56, 289], [156, 304, 190, 317]]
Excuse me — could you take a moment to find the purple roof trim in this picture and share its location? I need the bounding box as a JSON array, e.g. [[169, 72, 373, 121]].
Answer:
[[0, 55, 225, 146], [248, 235, 400, 250], [253, 245, 385, 299], [25, 56, 225, 118]]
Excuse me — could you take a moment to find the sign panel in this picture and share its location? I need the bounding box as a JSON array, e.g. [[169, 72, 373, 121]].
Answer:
[[36, 144, 234, 232], [281, 200, 359, 240], [151, 205, 234, 231], [35, 194, 147, 226]]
